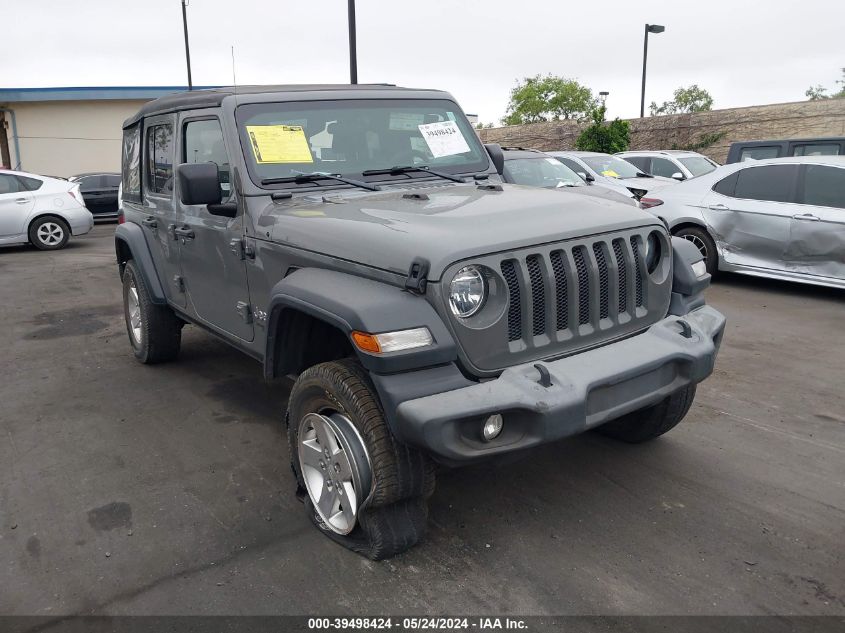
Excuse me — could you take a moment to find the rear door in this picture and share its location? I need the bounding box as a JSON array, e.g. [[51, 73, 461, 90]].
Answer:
[[700, 164, 800, 271], [78, 176, 109, 214], [0, 174, 35, 238], [140, 114, 186, 308], [784, 163, 845, 280], [175, 113, 253, 341]]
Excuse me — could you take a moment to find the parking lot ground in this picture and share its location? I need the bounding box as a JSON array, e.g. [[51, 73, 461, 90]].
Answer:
[[1, 225, 844, 617]]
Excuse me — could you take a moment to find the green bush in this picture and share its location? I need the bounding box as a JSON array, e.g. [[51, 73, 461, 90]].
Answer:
[[575, 107, 630, 153]]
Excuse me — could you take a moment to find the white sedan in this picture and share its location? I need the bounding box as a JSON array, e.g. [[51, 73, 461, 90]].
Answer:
[[0, 170, 94, 250], [642, 156, 845, 289]]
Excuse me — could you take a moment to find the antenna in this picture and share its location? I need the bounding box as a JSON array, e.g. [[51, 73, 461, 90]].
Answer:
[[231, 46, 237, 92]]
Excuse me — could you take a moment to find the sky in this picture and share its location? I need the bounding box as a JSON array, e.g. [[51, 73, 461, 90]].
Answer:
[[5, 0, 844, 123]]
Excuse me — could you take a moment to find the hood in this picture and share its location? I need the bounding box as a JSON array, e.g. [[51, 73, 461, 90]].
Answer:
[[252, 183, 662, 279]]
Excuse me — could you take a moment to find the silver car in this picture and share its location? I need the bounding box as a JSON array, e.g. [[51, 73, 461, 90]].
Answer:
[[548, 151, 677, 200], [616, 150, 719, 181], [0, 170, 94, 250], [641, 156, 845, 289]]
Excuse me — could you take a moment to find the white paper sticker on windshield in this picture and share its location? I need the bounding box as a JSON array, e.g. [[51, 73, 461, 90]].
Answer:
[[417, 121, 471, 158]]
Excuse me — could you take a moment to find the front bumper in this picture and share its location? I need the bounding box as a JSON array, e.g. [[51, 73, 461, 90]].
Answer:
[[395, 305, 725, 463]]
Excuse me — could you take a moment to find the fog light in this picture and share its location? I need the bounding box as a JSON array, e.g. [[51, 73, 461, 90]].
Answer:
[[482, 414, 503, 441]]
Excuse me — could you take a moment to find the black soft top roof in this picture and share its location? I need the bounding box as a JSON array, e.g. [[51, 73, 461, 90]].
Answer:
[[122, 84, 445, 128]]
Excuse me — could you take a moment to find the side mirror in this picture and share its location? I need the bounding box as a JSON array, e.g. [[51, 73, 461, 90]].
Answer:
[[671, 172, 686, 181], [578, 171, 595, 183], [484, 143, 505, 176], [177, 162, 223, 205]]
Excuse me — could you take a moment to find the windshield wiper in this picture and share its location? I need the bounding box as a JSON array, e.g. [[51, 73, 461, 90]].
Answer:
[[261, 172, 381, 191], [362, 165, 466, 184]]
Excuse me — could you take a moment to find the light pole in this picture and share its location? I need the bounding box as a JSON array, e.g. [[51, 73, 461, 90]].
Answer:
[[348, 0, 358, 84], [181, 0, 193, 90], [640, 23, 664, 118]]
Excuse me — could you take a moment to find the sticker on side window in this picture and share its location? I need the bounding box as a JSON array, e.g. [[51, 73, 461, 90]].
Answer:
[[417, 121, 471, 158], [246, 125, 313, 164]]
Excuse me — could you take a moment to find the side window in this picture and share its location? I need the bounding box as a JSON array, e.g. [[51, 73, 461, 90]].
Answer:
[[17, 175, 43, 191], [78, 176, 100, 192], [624, 156, 649, 172], [713, 171, 738, 197], [184, 119, 230, 196], [650, 157, 680, 178], [105, 175, 122, 187], [792, 143, 841, 157], [145, 123, 174, 195], [733, 165, 798, 203], [799, 165, 845, 209], [557, 157, 585, 175], [122, 124, 141, 201], [739, 146, 780, 162], [0, 174, 23, 194]]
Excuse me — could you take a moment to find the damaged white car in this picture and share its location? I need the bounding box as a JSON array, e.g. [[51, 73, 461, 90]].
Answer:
[[641, 156, 845, 289]]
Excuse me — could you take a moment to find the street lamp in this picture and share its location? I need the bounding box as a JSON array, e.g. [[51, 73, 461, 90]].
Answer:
[[348, 0, 358, 84], [640, 23, 665, 118], [599, 91, 609, 107], [181, 0, 193, 90]]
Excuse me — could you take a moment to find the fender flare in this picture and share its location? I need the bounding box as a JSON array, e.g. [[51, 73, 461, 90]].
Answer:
[[114, 223, 167, 304], [264, 268, 457, 377]]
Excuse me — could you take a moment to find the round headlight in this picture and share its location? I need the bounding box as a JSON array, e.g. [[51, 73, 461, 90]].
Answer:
[[449, 266, 487, 318], [644, 231, 662, 274]]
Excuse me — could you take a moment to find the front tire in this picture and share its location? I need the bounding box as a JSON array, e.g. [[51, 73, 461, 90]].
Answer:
[[29, 216, 70, 250], [674, 226, 717, 276], [596, 384, 697, 443], [122, 259, 182, 363], [287, 359, 435, 559]]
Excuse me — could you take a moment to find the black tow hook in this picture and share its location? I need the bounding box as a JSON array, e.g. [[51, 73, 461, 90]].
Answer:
[[534, 363, 553, 388], [677, 319, 693, 339]]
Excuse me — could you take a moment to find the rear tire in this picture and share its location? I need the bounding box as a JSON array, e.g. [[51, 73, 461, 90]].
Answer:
[[29, 216, 70, 250], [596, 384, 697, 443], [674, 226, 717, 276], [122, 259, 182, 363], [287, 359, 435, 559]]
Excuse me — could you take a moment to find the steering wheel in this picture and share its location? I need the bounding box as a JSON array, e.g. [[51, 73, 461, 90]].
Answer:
[[388, 149, 430, 166]]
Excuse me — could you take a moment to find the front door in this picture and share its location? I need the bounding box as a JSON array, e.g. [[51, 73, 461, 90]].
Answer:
[[783, 163, 845, 281], [0, 173, 34, 239], [175, 114, 254, 342], [140, 115, 185, 307], [701, 163, 800, 271]]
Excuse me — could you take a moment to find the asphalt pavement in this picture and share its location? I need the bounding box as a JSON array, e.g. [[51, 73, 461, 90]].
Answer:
[[1, 225, 843, 617]]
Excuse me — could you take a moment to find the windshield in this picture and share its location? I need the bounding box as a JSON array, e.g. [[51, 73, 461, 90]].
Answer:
[[503, 157, 585, 188], [236, 99, 488, 188], [679, 156, 718, 177], [582, 155, 641, 179]]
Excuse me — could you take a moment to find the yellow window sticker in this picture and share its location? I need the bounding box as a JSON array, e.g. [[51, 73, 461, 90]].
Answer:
[[246, 125, 313, 164], [601, 170, 620, 178]]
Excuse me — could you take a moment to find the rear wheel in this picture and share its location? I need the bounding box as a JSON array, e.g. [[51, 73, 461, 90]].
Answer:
[[674, 226, 717, 276], [29, 217, 69, 250], [287, 359, 435, 559], [596, 385, 697, 443], [122, 259, 182, 363]]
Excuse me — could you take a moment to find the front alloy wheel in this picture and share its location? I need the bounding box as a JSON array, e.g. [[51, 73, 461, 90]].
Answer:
[[298, 411, 372, 535]]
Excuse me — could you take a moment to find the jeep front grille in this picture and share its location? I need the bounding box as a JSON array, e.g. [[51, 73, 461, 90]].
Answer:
[[442, 227, 671, 374], [500, 236, 650, 344]]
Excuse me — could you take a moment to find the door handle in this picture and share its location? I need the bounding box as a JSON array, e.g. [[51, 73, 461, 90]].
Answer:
[[708, 203, 730, 211], [15, 198, 29, 204], [792, 213, 820, 222], [173, 226, 195, 240], [141, 216, 157, 228]]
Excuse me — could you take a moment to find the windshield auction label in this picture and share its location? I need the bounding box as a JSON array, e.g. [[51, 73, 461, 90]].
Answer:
[[417, 121, 471, 158], [246, 125, 313, 164]]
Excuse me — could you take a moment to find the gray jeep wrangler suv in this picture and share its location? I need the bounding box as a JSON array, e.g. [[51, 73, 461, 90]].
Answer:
[[115, 85, 725, 559]]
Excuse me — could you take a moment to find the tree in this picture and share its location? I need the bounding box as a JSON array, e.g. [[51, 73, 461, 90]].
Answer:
[[575, 106, 630, 153], [805, 68, 845, 100], [503, 75, 596, 125], [649, 85, 714, 116]]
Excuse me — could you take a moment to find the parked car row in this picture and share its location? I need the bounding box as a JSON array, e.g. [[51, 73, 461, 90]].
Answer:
[[0, 169, 120, 250]]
